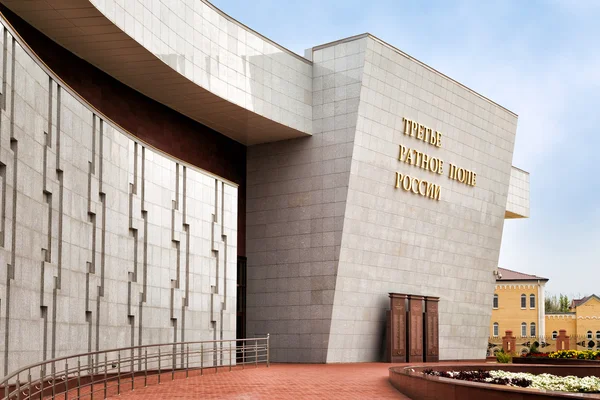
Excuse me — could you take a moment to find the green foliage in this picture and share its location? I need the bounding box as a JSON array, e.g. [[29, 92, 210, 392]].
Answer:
[[529, 343, 540, 354], [496, 349, 512, 363], [545, 293, 572, 313]]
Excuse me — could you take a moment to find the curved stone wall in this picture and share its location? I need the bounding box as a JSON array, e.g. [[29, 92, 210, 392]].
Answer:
[[0, 14, 237, 377], [89, 0, 313, 140]]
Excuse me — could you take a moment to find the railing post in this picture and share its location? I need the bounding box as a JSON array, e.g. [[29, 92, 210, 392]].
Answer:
[[158, 347, 161, 384], [64, 360, 69, 399], [242, 340, 245, 369], [131, 349, 135, 391], [77, 359, 81, 400], [52, 362, 56, 398], [117, 352, 121, 395], [28, 369, 32, 400], [103, 353, 108, 399], [267, 334, 270, 367], [90, 356, 94, 400], [186, 345, 189, 379], [15, 377, 20, 400], [200, 344, 203, 376], [229, 341, 232, 372], [144, 349, 148, 387], [255, 340, 258, 368], [171, 346, 175, 382]]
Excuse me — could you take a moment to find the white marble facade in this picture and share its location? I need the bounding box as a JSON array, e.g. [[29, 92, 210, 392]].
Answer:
[[0, 20, 237, 377], [246, 35, 521, 362], [0, 0, 530, 371], [506, 166, 530, 218]]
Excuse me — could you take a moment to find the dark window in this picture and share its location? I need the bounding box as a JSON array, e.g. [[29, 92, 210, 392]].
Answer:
[[530, 294, 535, 309], [520, 294, 526, 308], [521, 322, 527, 337], [493, 294, 499, 309], [552, 331, 558, 340], [493, 323, 499, 337], [530, 323, 536, 337]]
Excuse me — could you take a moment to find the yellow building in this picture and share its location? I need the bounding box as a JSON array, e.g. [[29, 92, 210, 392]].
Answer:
[[546, 295, 600, 351], [489, 268, 600, 354], [489, 268, 548, 355]]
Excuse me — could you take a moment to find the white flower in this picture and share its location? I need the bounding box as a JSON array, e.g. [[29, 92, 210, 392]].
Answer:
[[488, 370, 600, 393]]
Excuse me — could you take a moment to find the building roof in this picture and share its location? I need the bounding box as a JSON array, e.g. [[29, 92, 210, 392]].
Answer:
[[570, 294, 600, 308], [496, 267, 548, 282]]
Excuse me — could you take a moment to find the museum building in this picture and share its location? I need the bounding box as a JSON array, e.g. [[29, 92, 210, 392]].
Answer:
[[0, 0, 529, 375]]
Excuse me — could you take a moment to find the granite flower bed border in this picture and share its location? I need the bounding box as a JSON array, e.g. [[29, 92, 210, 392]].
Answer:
[[423, 369, 600, 393], [389, 364, 600, 400]]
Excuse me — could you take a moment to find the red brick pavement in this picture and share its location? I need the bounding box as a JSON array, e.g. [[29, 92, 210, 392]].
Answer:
[[109, 363, 410, 399]]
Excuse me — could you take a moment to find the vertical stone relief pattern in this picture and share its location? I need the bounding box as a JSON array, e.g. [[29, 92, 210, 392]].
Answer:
[[0, 19, 237, 376]]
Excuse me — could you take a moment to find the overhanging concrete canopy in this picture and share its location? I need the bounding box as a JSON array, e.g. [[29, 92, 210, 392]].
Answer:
[[0, 0, 313, 145]]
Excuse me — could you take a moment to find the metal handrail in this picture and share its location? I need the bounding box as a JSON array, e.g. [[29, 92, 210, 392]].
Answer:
[[1, 335, 269, 400]]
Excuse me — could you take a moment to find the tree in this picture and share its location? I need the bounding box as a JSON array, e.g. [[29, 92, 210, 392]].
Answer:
[[559, 294, 570, 312], [545, 293, 572, 313]]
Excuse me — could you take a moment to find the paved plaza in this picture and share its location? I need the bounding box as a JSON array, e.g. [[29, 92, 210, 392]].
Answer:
[[110, 363, 409, 399]]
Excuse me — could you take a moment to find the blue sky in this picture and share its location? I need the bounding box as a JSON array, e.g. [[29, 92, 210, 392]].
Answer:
[[212, 0, 600, 297]]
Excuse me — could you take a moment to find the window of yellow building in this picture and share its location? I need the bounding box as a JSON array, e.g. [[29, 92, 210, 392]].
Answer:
[[493, 322, 499, 337], [493, 294, 498, 309], [552, 331, 557, 340], [529, 294, 535, 309], [520, 294, 526, 309], [530, 322, 536, 337], [521, 322, 526, 337]]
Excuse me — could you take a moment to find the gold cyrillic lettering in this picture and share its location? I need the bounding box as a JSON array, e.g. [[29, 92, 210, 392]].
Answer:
[[411, 121, 418, 137], [472, 173, 477, 187], [421, 154, 429, 170], [433, 185, 441, 200], [458, 168, 465, 183], [465, 170, 472, 185], [402, 117, 408, 135], [402, 175, 411, 191], [429, 158, 439, 173], [419, 180, 427, 196], [406, 149, 415, 165], [395, 172, 402, 188], [436, 132, 442, 147], [417, 124, 425, 140], [411, 178, 419, 194], [437, 160, 444, 175], [398, 145, 407, 161], [426, 182, 435, 198]]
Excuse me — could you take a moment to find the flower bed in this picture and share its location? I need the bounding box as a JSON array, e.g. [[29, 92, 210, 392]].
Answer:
[[423, 369, 600, 393], [522, 350, 600, 360]]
